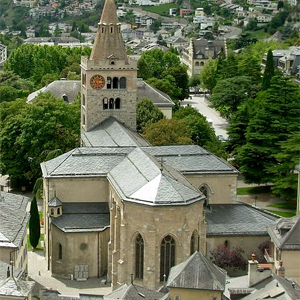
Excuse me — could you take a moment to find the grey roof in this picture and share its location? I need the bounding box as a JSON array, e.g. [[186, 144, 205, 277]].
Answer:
[[206, 204, 279, 236], [81, 117, 150, 147], [0, 192, 30, 249], [104, 283, 166, 300], [51, 203, 110, 233], [0, 277, 35, 298], [108, 148, 205, 206], [0, 261, 22, 282], [142, 145, 238, 175], [267, 215, 300, 250], [240, 274, 300, 300], [27, 80, 81, 103], [48, 196, 62, 207], [192, 39, 225, 59], [167, 251, 226, 291], [41, 147, 132, 178], [137, 80, 174, 107], [24, 37, 80, 43]]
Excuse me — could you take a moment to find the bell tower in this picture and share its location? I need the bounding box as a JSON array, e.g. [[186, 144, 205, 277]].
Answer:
[[81, 0, 138, 132]]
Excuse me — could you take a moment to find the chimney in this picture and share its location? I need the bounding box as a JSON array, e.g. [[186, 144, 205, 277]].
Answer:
[[276, 260, 285, 277], [248, 253, 271, 287], [7, 266, 10, 278]]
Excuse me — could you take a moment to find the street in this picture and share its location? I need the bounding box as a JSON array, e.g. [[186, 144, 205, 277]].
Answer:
[[180, 94, 228, 139]]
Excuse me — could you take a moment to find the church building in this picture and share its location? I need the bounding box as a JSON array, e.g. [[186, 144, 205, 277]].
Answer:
[[41, 0, 239, 291]]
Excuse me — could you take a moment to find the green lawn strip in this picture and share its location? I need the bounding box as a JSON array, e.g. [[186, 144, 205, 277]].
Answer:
[[237, 186, 272, 195], [265, 210, 296, 218], [141, 3, 180, 15], [266, 203, 296, 210]]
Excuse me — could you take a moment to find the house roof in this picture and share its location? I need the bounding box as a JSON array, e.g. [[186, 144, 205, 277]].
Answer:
[[267, 215, 300, 250], [104, 283, 166, 300], [167, 251, 226, 291], [48, 196, 62, 207], [192, 38, 225, 59], [0, 276, 35, 298], [51, 203, 110, 233], [0, 192, 30, 249], [206, 204, 278, 236]]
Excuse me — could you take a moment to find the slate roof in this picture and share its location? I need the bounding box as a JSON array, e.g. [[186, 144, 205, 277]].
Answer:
[[48, 196, 62, 207], [143, 145, 238, 175], [205, 204, 278, 236], [51, 203, 110, 233], [0, 192, 30, 249], [104, 283, 166, 300], [192, 39, 225, 59], [108, 148, 205, 206], [137, 80, 174, 107], [81, 117, 150, 147], [0, 276, 35, 298], [267, 215, 300, 250], [167, 251, 226, 291], [27, 80, 81, 103]]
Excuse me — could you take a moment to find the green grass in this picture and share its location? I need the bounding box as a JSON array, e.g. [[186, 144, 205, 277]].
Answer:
[[267, 203, 296, 210], [141, 3, 180, 15], [250, 28, 270, 40], [265, 210, 296, 218], [237, 186, 271, 195]]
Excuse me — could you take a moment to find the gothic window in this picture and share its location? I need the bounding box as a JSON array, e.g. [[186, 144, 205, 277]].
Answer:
[[115, 98, 121, 109], [160, 235, 175, 281], [120, 77, 126, 89], [135, 234, 144, 279], [109, 98, 114, 109], [82, 73, 86, 86], [107, 77, 112, 89], [82, 94, 86, 106], [190, 230, 199, 255], [113, 77, 119, 89], [58, 243, 62, 260], [110, 27, 113, 33], [82, 113, 86, 125], [101, 27, 104, 33], [103, 98, 108, 110]]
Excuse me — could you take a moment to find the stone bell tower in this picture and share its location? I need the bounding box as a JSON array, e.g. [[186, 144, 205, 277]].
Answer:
[[81, 0, 138, 132]]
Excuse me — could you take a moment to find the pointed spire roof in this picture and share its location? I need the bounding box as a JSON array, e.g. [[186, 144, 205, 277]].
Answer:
[[90, 0, 128, 62]]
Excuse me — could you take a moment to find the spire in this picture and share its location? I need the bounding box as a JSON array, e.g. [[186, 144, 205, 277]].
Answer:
[[90, 0, 128, 62]]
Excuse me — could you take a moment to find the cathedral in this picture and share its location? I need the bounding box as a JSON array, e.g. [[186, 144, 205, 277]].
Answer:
[[41, 0, 240, 290]]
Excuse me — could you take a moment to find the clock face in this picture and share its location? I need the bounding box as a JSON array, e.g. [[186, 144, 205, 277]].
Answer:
[[90, 75, 105, 89]]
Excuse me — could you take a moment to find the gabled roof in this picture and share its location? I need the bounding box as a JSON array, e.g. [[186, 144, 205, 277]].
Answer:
[[206, 204, 278, 236], [267, 215, 300, 250], [167, 251, 226, 291], [192, 38, 225, 59], [108, 148, 204, 206], [0, 192, 30, 249], [0, 276, 35, 298], [48, 196, 62, 207], [104, 283, 166, 300], [81, 117, 150, 147]]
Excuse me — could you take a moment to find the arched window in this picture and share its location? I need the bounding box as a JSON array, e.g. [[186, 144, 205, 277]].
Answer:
[[224, 240, 230, 248], [58, 243, 62, 260], [110, 27, 113, 33], [195, 61, 199, 66], [110, 61, 115, 65], [135, 234, 144, 279], [190, 230, 199, 255], [160, 235, 175, 281], [82, 94, 86, 106], [200, 185, 209, 207], [200, 61, 204, 66], [112, 77, 118, 89], [107, 77, 112, 89], [62, 94, 68, 103], [120, 77, 126, 89], [115, 98, 121, 109], [57, 207, 61, 215], [103, 98, 108, 110], [109, 98, 114, 109], [50, 208, 54, 216]]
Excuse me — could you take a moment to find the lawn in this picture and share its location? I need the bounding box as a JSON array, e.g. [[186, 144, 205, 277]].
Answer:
[[267, 202, 296, 210], [141, 3, 180, 16], [265, 210, 296, 218], [237, 185, 272, 195], [250, 28, 270, 40]]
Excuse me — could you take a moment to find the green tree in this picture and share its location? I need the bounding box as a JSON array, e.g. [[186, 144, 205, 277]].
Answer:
[[137, 97, 164, 132], [29, 196, 40, 249], [0, 93, 80, 186], [261, 49, 275, 91], [237, 74, 300, 184], [143, 119, 192, 146], [200, 59, 217, 93]]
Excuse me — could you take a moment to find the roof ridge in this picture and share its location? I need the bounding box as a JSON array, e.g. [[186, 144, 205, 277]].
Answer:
[[280, 215, 300, 248]]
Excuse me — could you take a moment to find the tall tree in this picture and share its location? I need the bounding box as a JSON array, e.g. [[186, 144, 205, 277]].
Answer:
[[261, 49, 275, 91], [29, 196, 40, 249], [237, 74, 300, 184]]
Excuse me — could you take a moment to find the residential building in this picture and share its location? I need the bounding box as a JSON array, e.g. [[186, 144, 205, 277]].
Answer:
[[266, 215, 300, 284], [0, 44, 7, 69], [182, 38, 226, 76]]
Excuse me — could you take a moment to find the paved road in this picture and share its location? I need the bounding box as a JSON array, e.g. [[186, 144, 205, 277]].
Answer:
[[181, 94, 228, 139]]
